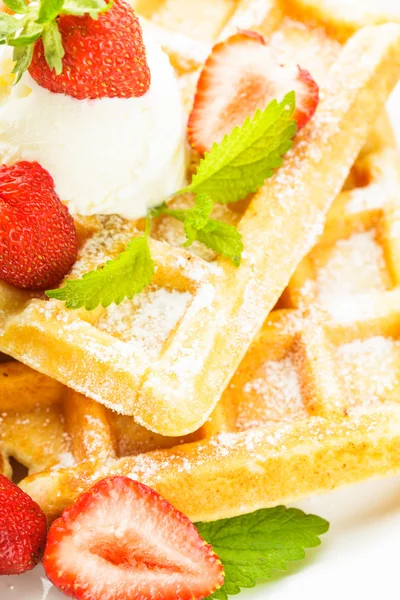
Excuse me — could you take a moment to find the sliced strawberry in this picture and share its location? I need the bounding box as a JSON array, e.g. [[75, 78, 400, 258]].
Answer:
[[188, 30, 319, 154], [43, 476, 224, 600]]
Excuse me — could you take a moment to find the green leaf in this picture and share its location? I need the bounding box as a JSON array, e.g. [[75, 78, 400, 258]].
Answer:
[[151, 195, 243, 265], [37, 0, 64, 24], [151, 203, 187, 223], [12, 43, 34, 83], [185, 93, 297, 204], [183, 193, 214, 246], [46, 235, 154, 310], [8, 20, 43, 46], [197, 506, 329, 600], [0, 13, 21, 41], [42, 20, 64, 74], [193, 220, 243, 266], [186, 193, 214, 229], [61, 0, 109, 16], [2, 0, 28, 14]]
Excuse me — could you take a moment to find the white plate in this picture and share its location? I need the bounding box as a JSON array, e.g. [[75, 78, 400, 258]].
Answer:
[[1, 85, 400, 600]]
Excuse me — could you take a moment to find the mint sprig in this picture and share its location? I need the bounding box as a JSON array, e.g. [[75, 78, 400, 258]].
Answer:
[[47, 228, 154, 310], [183, 93, 297, 204], [47, 94, 297, 310], [153, 194, 244, 266], [197, 506, 329, 599], [0, 0, 111, 83]]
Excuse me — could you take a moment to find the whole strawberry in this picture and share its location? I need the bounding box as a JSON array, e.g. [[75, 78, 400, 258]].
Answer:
[[0, 161, 78, 290], [28, 0, 150, 100], [0, 475, 47, 575]]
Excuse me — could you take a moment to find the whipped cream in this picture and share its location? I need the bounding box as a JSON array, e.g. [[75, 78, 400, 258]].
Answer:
[[0, 30, 188, 219]]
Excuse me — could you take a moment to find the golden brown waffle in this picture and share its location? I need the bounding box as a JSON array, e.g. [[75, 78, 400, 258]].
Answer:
[[1, 1, 400, 437], [2, 130, 400, 522], [283, 0, 400, 41]]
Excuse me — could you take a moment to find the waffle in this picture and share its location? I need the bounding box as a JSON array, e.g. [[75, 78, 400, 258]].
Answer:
[[282, 0, 400, 42], [1, 1, 400, 437], [2, 129, 400, 521]]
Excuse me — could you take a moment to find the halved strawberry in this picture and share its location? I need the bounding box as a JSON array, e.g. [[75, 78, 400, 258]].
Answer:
[[188, 30, 319, 154], [43, 476, 224, 600]]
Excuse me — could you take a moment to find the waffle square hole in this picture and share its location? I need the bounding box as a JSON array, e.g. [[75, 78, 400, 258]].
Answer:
[[109, 412, 196, 457], [0, 405, 71, 473], [313, 228, 391, 318], [231, 339, 309, 431], [94, 285, 193, 365], [333, 335, 400, 409]]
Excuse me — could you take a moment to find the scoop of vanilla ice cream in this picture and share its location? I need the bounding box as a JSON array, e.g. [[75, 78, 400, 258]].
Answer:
[[0, 30, 188, 219]]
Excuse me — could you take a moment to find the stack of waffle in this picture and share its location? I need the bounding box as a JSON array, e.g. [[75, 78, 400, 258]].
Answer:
[[1, 0, 400, 523]]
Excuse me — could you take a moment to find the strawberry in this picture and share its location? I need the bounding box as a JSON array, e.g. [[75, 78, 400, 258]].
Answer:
[[44, 476, 224, 600], [0, 161, 78, 290], [28, 0, 150, 100], [188, 30, 319, 154], [0, 475, 47, 575]]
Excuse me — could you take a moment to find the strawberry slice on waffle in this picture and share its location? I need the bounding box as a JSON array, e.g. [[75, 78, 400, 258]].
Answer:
[[44, 477, 224, 600], [188, 30, 319, 154]]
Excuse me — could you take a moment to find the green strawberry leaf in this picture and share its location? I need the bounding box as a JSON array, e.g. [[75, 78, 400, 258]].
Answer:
[[0, 13, 22, 41], [42, 20, 64, 74], [8, 21, 43, 46], [197, 506, 329, 599], [2, 0, 28, 13], [12, 44, 34, 83], [37, 0, 65, 24], [46, 235, 154, 310], [184, 93, 297, 204], [61, 0, 110, 17], [0, 0, 111, 82]]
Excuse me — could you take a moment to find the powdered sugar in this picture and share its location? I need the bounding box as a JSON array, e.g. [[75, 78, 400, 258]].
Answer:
[[97, 286, 192, 363], [53, 452, 75, 469], [335, 337, 400, 406], [237, 355, 307, 430], [315, 231, 388, 318], [303, 0, 400, 25]]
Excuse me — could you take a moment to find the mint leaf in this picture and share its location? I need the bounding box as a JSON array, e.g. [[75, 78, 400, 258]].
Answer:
[[197, 506, 329, 599], [12, 44, 34, 83], [42, 20, 64, 74], [37, 0, 64, 24], [185, 93, 296, 204], [46, 235, 154, 310], [193, 220, 243, 266], [186, 193, 214, 229], [3, 0, 28, 13], [0, 13, 22, 41], [152, 195, 243, 265], [184, 193, 214, 246]]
